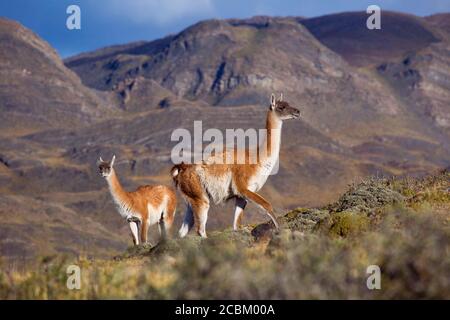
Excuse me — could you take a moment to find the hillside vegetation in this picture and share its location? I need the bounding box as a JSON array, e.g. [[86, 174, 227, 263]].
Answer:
[[1, 170, 448, 299]]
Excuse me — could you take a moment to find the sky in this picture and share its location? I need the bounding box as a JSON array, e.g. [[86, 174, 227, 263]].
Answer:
[[0, 0, 449, 58]]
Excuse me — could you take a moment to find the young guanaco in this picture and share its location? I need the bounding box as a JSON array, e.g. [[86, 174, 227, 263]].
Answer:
[[98, 155, 177, 245]]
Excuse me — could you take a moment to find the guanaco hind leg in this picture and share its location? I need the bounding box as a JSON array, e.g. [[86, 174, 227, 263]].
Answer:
[[159, 209, 175, 239], [164, 209, 176, 234], [179, 205, 195, 238], [158, 217, 167, 240], [161, 197, 176, 238], [179, 200, 209, 238]]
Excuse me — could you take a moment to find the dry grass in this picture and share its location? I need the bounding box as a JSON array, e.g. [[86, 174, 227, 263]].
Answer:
[[0, 171, 448, 299]]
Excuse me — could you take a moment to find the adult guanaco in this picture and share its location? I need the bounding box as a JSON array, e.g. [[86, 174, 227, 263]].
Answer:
[[98, 155, 177, 245], [171, 94, 300, 238]]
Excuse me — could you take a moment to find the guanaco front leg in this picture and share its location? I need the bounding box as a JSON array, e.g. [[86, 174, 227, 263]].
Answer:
[[129, 221, 140, 245], [233, 197, 248, 230], [241, 189, 279, 229], [140, 220, 149, 244]]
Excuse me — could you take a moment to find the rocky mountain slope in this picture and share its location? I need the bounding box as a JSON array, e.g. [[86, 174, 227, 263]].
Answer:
[[0, 11, 449, 261], [300, 11, 440, 67], [0, 19, 117, 137]]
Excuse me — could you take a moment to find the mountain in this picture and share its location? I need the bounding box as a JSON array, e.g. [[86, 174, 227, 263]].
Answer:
[[0, 11, 449, 261], [0, 19, 127, 260], [426, 13, 450, 37], [0, 19, 117, 137], [299, 12, 450, 135], [300, 11, 440, 67], [64, 12, 449, 173]]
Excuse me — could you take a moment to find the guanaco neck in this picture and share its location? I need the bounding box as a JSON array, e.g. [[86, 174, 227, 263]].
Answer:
[[260, 110, 282, 162], [106, 168, 131, 209]]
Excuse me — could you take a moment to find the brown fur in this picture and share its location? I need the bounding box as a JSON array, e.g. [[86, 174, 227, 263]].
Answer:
[[99, 157, 177, 244], [172, 95, 300, 237]]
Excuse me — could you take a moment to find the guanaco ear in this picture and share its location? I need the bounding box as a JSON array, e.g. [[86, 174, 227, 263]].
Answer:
[[279, 93, 283, 101], [97, 156, 103, 165], [110, 155, 116, 167], [270, 93, 276, 110]]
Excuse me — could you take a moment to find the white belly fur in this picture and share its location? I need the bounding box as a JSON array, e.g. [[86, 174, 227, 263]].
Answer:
[[147, 194, 168, 226], [197, 167, 232, 204], [113, 197, 141, 221], [194, 155, 278, 202]]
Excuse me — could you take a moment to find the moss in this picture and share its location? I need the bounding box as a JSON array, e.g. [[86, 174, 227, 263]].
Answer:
[[117, 243, 154, 260], [327, 211, 370, 237], [285, 208, 330, 232], [284, 208, 305, 220], [251, 207, 330, 240], [207, 228, 254, 246], [147, 239, 183, 256]]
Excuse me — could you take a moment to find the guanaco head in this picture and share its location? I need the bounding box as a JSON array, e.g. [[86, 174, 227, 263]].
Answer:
[[270, 93, 300, 120], [97, 155, 115, 178]]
